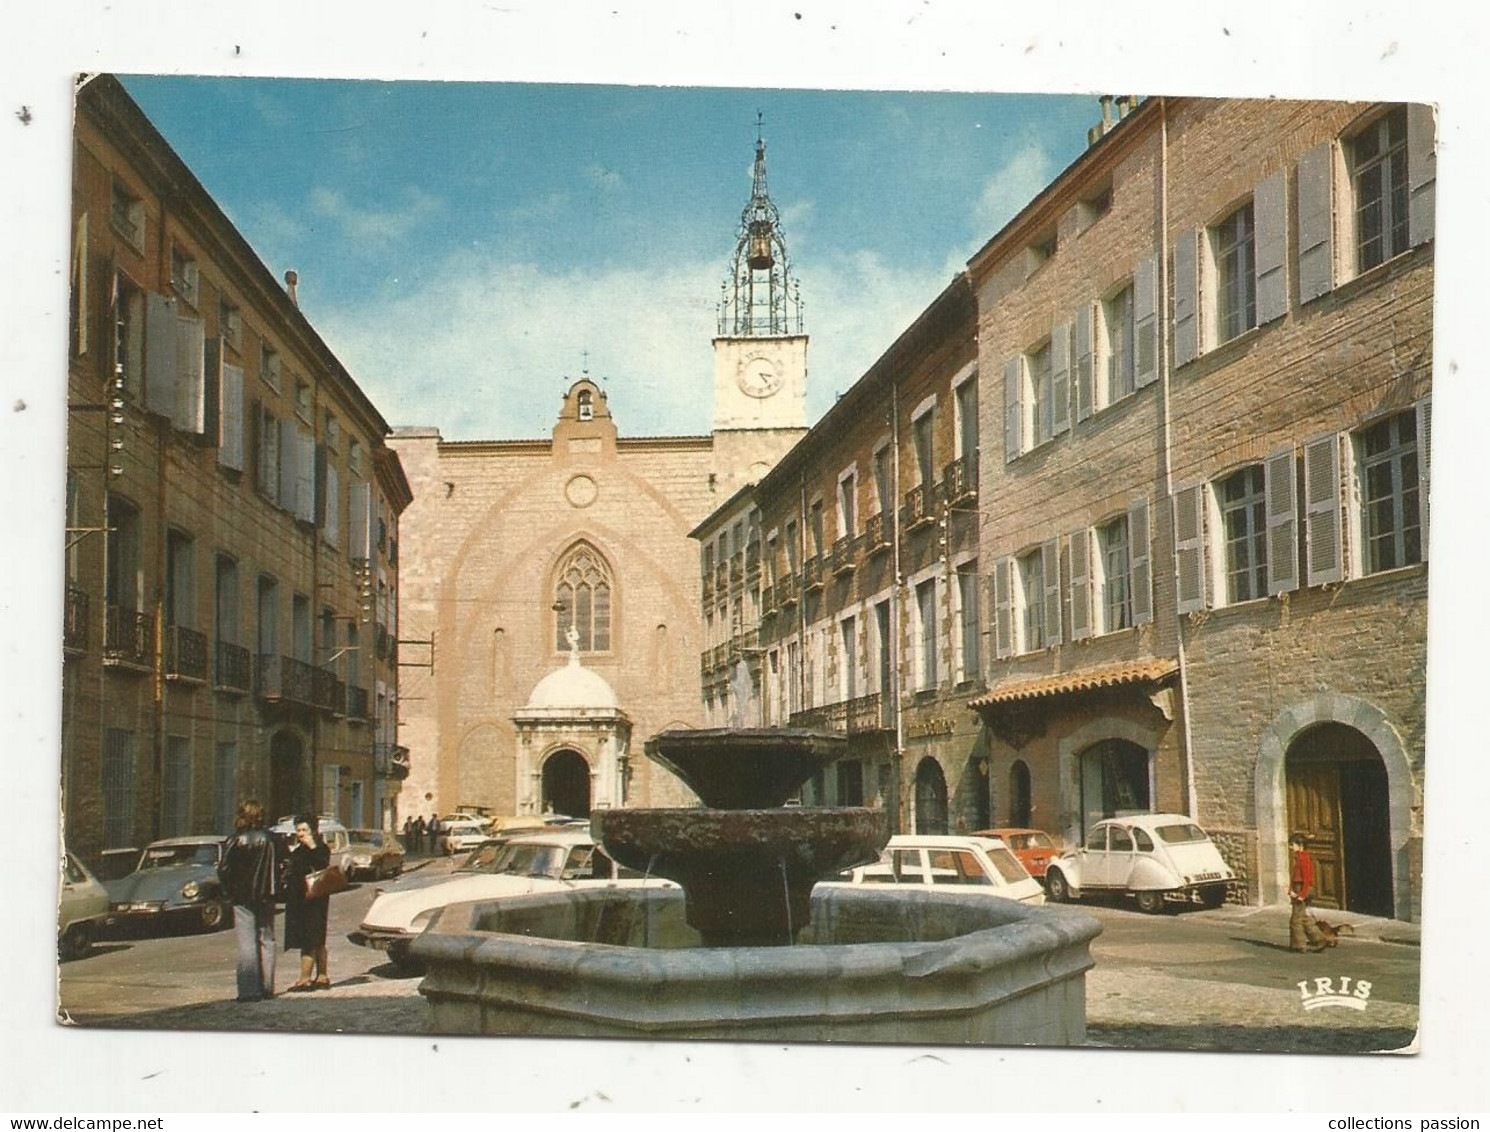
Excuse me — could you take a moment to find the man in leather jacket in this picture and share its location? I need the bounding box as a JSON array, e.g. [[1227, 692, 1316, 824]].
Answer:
[[219, 799, 279, 1001]]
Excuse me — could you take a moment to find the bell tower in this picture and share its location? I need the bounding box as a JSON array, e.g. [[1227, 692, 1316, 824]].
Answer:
[[713, 123, 808, 436]]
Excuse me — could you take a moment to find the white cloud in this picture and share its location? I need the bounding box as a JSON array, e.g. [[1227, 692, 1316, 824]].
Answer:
[[307, 185, 443, 246], [972, 140, 1053, 241]]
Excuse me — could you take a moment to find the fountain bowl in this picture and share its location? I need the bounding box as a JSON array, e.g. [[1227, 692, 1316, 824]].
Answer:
[[643, 727, 849, 809]]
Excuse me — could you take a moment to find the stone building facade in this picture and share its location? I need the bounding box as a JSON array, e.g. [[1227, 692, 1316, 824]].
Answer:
[[64, 76, 410, 866]]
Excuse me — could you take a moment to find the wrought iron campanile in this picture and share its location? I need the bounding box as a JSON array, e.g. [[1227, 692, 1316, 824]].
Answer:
[[718, 126, 804, 338]]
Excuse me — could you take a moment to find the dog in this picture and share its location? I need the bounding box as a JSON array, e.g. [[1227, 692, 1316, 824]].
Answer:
[[1312, 917, 1356, 947]]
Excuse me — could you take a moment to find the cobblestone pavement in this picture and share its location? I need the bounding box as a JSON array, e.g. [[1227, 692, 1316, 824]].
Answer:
[[60, 865, 1420, 1053]]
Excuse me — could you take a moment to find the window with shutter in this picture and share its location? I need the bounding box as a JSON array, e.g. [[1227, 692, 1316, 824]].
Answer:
[[1415, 395, 1431, 553], [1016, 549, 1045, 652], [1297, 141, 1335, 302], [1406, 103, 1436, 248], [1303, 433, 1344, 585], [1210, 203, 1257, 345], [1173, 231, 1200, 366], [1097, 516, 1133, 632], [993, 556, 1013, 659], [1255, 170, 1288, 325], [1265, 448, 1299, 595], [145, 293, 178, 420], [219, 363, 245, 471], [1027, 341, 1054, 447], [1173, 483, 1207, 613], [1099, 285, 1134, 408], [1074, 302, 1094, 422], [1217, 466, 1268, 603], [1041, 538, 1063, 646], [296, 430, 316, 523], [1133, 253, 1159, 388], [1356, 411, 1422, 575], [1051, 321, 1071, 436], [348, 481, 371, 562], [1128, 501, 1152, 626], [278, 417, 298, 513], [324, 464, 340, 549], [1069, 529, 1092, 640], [174, 314, 206, 434], [257, 406, 280, 502], [1003, 357, 1023, 461]]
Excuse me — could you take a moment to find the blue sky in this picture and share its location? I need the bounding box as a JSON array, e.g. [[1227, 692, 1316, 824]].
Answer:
[[121, 76, 1097, 439]]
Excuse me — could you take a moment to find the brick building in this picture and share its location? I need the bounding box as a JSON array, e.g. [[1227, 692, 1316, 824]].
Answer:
[[387, 135, 808, 819], [64, 76, 411, 866], [697, 96, 1433, 920]]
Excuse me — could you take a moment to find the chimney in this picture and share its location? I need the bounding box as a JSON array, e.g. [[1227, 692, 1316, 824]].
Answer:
[[284, 269, 299, 308]]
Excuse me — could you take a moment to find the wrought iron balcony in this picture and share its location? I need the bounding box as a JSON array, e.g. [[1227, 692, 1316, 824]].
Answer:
[[802, 555, 824, 592], [902, 483, 937, 530], [164, 625, 209, 683], [214, 641, 252, 693], [312, 665, 340, 713], [863, 512, 892, 556], [830, 535, 858, 576], [104, 605, 153, 670], [943, 453, 979, 503], [776, 573, 799, 607], [346, 684, 371, 722], [64, 586, 89, 653], [256, 653, 317, 708], [760, 582, 778, 616], [788, 692, 891, 735]]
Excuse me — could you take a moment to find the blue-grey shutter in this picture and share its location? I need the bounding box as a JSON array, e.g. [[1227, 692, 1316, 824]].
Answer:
[[1041, 538, 1063, 645], [1407, 103, 1437, 248], [1173, 483, 1207, 613], [1297, 141, 1335, 303], [1303, 433, 1344, 586], [1266, 447, 1299, 595], [1129, 500, 1152, 626], [174, 314, 206, 434], [1416, 396, 1432, 555], [1051, 320, 1071, 436], [296, 429, 316, 523], [218, 362, 245, 471], [324, 464, 340, 549], [993, 556, 1013, 659], [1074, 303, 1094, 422], [1173, 231, 1199, 366], [1134, 253, 1159, 388], [348, 481, 371, 563], [278, 417, 298, 512], [1255, 170, 1288, 325], [1069, 529, 1092, 641], [144, 293, 177, 420], [1003, 357, 1023, 462]]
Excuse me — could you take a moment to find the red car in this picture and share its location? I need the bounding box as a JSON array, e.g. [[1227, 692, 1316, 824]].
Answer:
[[973, 828, 1061, 881]]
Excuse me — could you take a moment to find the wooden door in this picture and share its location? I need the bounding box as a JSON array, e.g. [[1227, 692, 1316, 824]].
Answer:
[[1286, 764, 1345, 909]]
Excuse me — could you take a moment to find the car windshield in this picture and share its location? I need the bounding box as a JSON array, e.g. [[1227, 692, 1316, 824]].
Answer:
[[1154, 823, 1208, 844], [490, 843, 570, 879], [1005, 832, 1054, 850], [140, 843, 217, 869], [982, 846, 1031, 884]]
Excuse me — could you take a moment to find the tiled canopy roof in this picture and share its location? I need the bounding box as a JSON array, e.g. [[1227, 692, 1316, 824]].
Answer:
[[967, 659, 1179, 711]]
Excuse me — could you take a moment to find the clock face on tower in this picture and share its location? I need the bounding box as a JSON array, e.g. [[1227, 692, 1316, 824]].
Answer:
[[738, 355, 783, 398]]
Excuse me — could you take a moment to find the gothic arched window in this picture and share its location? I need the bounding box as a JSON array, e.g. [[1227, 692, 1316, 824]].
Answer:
[[554, 543, 613, 652]]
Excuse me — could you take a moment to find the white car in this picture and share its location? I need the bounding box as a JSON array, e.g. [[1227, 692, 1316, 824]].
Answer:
[[58, 851, 111, 960], [1043, 813, 1235, 913], [820, 834, 1046, 906], [439, 819, 490, 856], [350, 829, 676, 965]]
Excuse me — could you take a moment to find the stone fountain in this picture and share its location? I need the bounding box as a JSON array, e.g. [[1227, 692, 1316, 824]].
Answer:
[[411, 727, 1101, 1044]]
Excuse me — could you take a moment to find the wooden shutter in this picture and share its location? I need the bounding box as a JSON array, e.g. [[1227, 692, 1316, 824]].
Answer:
[[1266, 447, 1299, 595], [993, 556, 1013, 659], [349, 481, 371, 562], [296, 428, 316, 523], [1041, 538, 1063, 645], [1134, 252, 1159, 388], [1173, 483, 1207, 613], [174, 314, 206, 434], [1073, 302, 1094, 423], [1051, 320, 1071, 436], [218, 362, 245, 471], [1129, 499, 1152, 626], [1407, 103, 1437, 248], [1003, 356, 1023, 462], [1416, 396, 1432, 554], [278, 417, 298, 511], [1173, 230, 1200, 366], [1069, 529, 1092, 641], [254, 404, 273, 499], [1303, 434, 1344, 586], [1297, 141, 1335, 303], [73, 212, 89, 357], [144, 293, 177, 419], [1255, 169, 1288, 325]]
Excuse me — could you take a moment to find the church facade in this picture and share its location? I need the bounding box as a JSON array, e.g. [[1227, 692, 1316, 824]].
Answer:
[[388, 136, 808, 819]]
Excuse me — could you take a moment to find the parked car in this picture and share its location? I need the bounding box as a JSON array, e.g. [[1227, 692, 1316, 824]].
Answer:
[[351, 829, 676, 966], [439, 818, 490, 856], [102, 836, 233, 932], [820, 834, 1046, 906], [58, 851, 111, 960], [973, 827, 1062, 880], [270, 816, 354, 877], [347, 829, 406, 881], [1043, 813, 1235, 913], [370, 832, 542, 897]]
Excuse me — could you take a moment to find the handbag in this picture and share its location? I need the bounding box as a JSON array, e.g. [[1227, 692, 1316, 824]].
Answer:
[[304, 863, 349, 900]]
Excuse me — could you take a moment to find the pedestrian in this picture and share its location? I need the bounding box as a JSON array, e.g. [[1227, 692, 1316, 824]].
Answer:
[[413, 814, 426, 855], [218, 798, 278, 1003], [284, 813, 333, 990], [1288, 831, 1327, 953], [403, 815, 414, 850], [428, 813, 442, 855]]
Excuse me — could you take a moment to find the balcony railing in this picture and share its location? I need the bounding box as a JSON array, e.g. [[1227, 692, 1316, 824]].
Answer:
[[863, 512, 891, 556], [256, 654, 317, 708], [903, 483, 937, 530], [104, 605, 153, 670], [777, 573, 799, 607], [164, 625, 209, 683], [346, 684, 371, 722], [830, 535, 858, 576], [788, 692, 891, 735], [215, 641, 252, 693], [802, 555, 824, 592], [761, 582, 778, 616], [312, 665, 340, 714], [64, 586, 89, 653], [944, 453, 979, 503]]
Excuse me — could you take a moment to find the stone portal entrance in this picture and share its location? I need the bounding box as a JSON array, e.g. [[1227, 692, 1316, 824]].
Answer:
[[914, 757, 948, 834], [542, 749, 592, 819]]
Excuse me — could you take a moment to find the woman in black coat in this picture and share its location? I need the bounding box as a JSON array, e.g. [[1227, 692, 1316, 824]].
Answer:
[[284, 814, 332, 990]]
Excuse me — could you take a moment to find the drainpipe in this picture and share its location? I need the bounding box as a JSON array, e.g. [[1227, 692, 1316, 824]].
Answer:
[[890, 382, 906, 833], [1157, 98, 1201, 823]]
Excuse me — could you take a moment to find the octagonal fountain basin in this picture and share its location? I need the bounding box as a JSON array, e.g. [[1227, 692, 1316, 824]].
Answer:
[[411, 884, 1102, 1045]]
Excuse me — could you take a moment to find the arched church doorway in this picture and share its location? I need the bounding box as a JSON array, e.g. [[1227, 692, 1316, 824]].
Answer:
[[542, 749, 592, 819], [1009, 760, 1032, 828], [1077, 739, 1151, 838], [1285, 723, 1393, 916], [914, 757, 949, 835], [269, 730, 307, 821]]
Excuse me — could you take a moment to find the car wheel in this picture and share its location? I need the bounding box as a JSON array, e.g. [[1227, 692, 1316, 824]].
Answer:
[[59, 922, 92, 961], [1135, 890, 1167, 915], [1045, 870, 1070, 903], [199, 901, 227, 931]]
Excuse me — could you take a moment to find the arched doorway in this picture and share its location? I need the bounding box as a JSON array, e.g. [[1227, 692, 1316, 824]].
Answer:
[[966, 755, 991, 831], [542, 749, 592, 819], [914, 757, 948, 835], [1009, 760, 1032, 828], [1077, 739, 1151, 839], [1285, 723, 1393, 916], [269, 730, 307, 822]]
